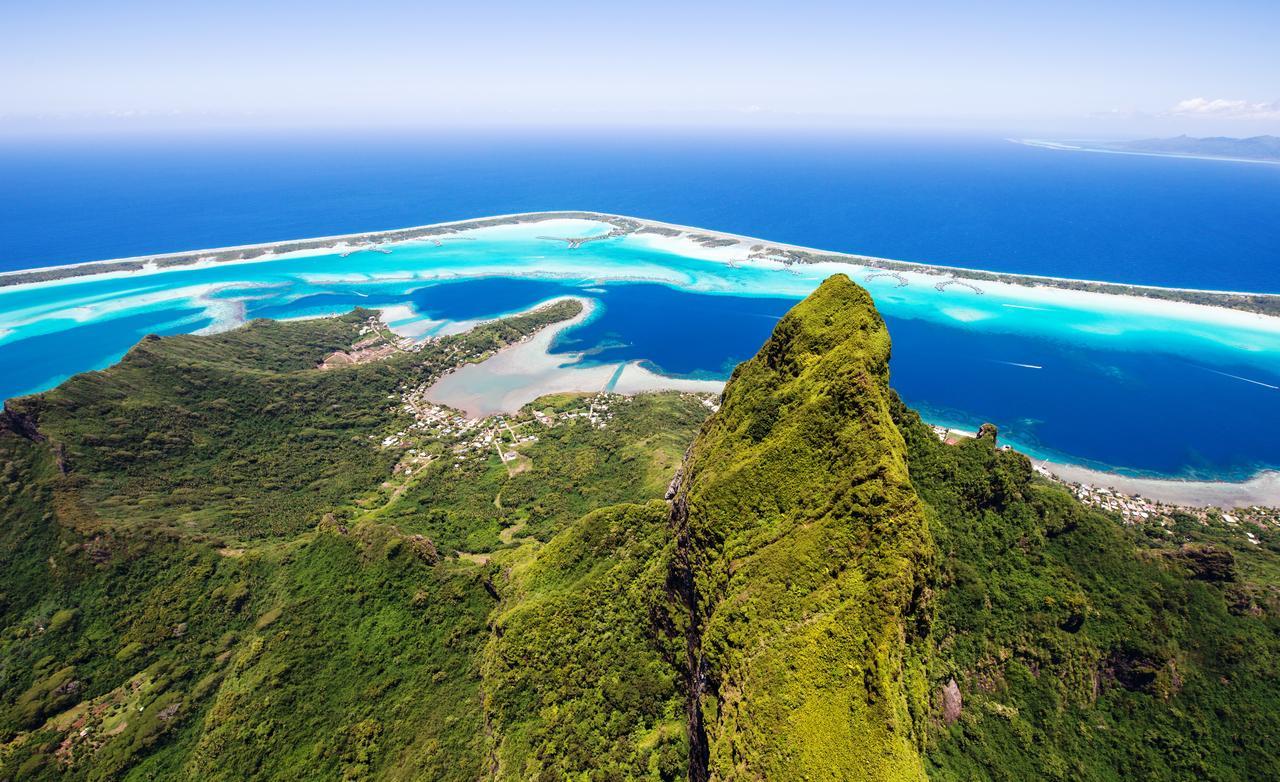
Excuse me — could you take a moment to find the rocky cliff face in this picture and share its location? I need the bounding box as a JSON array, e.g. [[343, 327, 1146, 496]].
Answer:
[[0, 402, 44, 443], [670, 274, 936, 780]]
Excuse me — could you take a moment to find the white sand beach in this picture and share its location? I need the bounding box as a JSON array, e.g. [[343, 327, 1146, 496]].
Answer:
[[424, 297, 723, 418], [1044, 461, 1280, 508], [3, 212, 1276, 508], [623, 219, 1280, 337]]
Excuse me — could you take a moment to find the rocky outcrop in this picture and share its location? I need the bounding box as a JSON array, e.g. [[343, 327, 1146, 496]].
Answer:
[[664, 464, 684, 500], [0, 401, 44, 442], [1174, 543, 1237, 582], [940, 678, 963, 725], [668, 490, 710, 782]]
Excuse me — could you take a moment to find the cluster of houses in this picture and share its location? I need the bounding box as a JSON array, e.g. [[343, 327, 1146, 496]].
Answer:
[[927, 423, 1277, 541], [1067, 483, 1161, 523], [1046, 466, 1278, 541], [929, 424, 972, 445], [554, 396, 619, 430], [375, 387, 643, 473], [1065, 481, 1278, 541], [321, 317, 427, 369]]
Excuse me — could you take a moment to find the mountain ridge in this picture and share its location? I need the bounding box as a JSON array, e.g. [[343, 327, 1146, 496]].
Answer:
[[671, 274, 933, 779]]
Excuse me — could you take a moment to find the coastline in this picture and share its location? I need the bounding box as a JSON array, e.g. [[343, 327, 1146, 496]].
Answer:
[[2, 212, 1277, 505], [623, 224, 1280, 335], [1042, 461, 1280, 509], [420, 295, 1278, 507], [3, 211, 1279, 315], [1015, 138, 1280, 168], [424, 296, 723, 418]]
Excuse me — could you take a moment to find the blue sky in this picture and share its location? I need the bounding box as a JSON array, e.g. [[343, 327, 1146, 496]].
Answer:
[[3, 0, 1278, 136]]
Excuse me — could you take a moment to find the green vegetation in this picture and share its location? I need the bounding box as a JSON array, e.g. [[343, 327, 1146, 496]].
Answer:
[[4, 301, 581, 541], [0, 431, 495, 779], [2, 275, 1278, 780], [0, 301, 705, 779], [376, 392, 706, 553], [894, 401, 1280, 781], [671, 274, 934, 779], [483, 501, 687, 780]]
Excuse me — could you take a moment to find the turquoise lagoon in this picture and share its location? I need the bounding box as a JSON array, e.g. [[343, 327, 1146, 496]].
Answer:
[[1, 218, 1277, 481]]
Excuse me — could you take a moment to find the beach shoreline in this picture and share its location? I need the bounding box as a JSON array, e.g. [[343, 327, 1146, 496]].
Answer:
[[2, 213, 1276, 506], [3, 211, 1279, 314], [423, 296, 723, 418], [416, 298, 1278, 508], [1014, 138, 1280, 167], [1041, 461, 1280, 509]]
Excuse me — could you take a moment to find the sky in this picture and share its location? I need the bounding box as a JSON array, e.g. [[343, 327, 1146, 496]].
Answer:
[[2, 0, 1278, 137]]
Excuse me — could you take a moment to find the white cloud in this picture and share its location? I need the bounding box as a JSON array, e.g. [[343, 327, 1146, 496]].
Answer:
[[1169, 97, 1280, 120]]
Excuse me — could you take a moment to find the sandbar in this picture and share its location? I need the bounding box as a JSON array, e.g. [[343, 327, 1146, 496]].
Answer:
[[424, 297, 723, 418]]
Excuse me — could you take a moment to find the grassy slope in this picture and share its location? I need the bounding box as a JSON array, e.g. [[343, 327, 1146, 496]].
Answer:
[[0, 431, 495, 780], [0, 299, 718, 780], [0, 303, 567, 778], [664, 272, 1278, 780], [482, 501, 687, 781], [893, 401, 1280, 781], [672, 274, 935, 779], [5, 302, 583, 541], [376, 392, 706, 553]]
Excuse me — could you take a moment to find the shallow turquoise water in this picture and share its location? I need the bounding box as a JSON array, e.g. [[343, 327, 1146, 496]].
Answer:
[[4, 135, 1279, 292], [1, 220, 1277, 480]]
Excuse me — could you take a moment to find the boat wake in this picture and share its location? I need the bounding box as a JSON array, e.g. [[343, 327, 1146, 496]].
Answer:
[[1204, 368, 1279, 390]]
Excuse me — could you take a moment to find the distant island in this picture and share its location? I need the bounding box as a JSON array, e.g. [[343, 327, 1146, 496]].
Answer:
[[1020, 135, 1280, 164], [1103, 134, 1280, 162]]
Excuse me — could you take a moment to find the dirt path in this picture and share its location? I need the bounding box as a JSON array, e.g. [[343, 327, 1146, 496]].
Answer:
[[499, 520, 527, 545], [356, 456, 436, 522]]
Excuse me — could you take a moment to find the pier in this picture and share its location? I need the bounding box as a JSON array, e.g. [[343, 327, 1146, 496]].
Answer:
[[537, 234, 611, 249], [537, 227, 630, 249], [339, 242, 394, 257], [934, 279, 984, 294], [865, 271, 909, 287]]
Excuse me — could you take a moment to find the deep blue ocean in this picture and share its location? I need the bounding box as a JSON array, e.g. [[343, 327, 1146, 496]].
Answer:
[[2, 132, 1279, 291], [1, 133, 1277, 480]]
